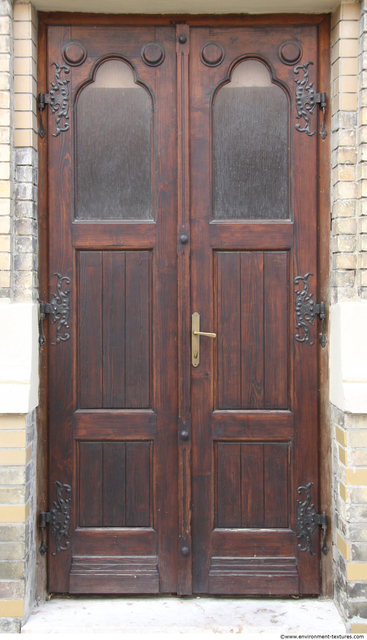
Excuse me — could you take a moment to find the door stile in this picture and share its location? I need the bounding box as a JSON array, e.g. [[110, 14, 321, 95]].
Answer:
[[293, 35, 320, 594], [151, 26, 179, 592], [47, 25, 73, 592], [190, 27, 215, 593], [176, 23, 192, 595]]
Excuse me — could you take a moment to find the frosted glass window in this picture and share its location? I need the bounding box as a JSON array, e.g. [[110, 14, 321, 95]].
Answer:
[[213, 60, 289, 220], [76, 60, 152, 221]]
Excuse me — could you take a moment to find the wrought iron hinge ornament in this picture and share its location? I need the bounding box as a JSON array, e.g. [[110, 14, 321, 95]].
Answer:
[[294, 273, 326, 347], [39, 481, 71, 556], [39, 273, 71, 346], [294, 62, 327, 139], [38, 62, 70, 138], [296, 483, 328, 557]]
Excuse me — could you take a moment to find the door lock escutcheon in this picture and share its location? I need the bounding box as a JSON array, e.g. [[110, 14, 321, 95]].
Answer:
[[191, 312, 216, 367]]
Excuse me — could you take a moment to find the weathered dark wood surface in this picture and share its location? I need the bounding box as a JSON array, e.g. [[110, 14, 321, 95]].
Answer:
[[46, 25, 178, 594], [43, 17, 326, 596], [190, 25, 321, 595]]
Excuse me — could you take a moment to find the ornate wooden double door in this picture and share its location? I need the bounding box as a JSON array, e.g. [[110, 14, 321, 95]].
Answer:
[[42, 16, 327, 596]]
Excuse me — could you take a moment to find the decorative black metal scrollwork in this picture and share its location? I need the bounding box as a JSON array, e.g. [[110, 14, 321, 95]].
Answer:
[[294, 62, 327, 139], [296, 483, 328, 557], [39, 481, 71, 556], [294, 62, 316, 136], [49, 62, 70, 137], [294, 273, 326, 347], [39, 273, 71, 346]]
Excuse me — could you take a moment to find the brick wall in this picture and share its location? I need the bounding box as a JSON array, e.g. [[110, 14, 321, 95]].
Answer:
[[13, 1, 37, 304], [331, 1, 367, 633], [0, 0, 38, 632], [331, 2, 359, 304], [0, 0, 12, 300]]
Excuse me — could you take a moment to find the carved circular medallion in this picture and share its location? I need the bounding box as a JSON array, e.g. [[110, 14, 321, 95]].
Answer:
[[62, 41, 87, 66], [141, 42, 165, 67], [279, 41, 302, 65], [200, 43, 224, 67]]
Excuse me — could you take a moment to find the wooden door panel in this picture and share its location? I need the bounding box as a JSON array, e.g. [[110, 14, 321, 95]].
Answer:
[[216, 252, 241, 409], [264, 252, 289, 409], [241, 443, 265, 527], [72, 222, 156, 249], [215, 250, 289, 410], [216, 442, 289, 529], [78, 441, 152, 527], [78, 250, 151, 409], [79, 251, 103, 408], [44, 19, 324, 597], [47, 24, 178, 594], [102, 442, 127, 526], [241, 253, 264, 408], [208, 557, 299, 596], [191, 25, 321, 595]]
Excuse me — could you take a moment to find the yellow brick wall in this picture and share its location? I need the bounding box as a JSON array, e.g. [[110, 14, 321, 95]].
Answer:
[[0, 3, 38, 632], [0, 0, 12, 297], [14, 2, 37, 151], [331, 3, 367, 631], [331, 2, 360, 302]]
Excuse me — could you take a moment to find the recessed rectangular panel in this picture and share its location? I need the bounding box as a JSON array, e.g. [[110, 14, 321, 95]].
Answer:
[[216, 252, 241, 409], [216, 251, 288, 410], [79, 442, 103, 527], [79, 441, 152, 528], [241, 253, 264, 408], [264, 252, 288, 409], [103, 252, 126, 408], [264, 443, 289, 528], [79, 252, 103, 409], [241, 444, 264, 527], [102, 442, 126, 527], [79, 251, 151, 410], [125, 252, 151, 408], [217, 443, 241, 527], [216, 441, 290, 529], [126, 442, 151, 527]]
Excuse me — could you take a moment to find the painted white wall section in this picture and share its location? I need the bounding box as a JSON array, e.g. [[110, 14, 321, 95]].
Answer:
[[330, 302, 367, 413], [32, 0, 340, 14], [0, 302, 39, 413]]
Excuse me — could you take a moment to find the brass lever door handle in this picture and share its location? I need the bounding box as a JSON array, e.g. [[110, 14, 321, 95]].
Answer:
[[192, 312, 216, 367], [193, 331, 217, 338]]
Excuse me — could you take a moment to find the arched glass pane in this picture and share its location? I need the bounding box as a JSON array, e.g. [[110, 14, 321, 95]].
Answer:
[[76, 59, 152, 221], [213, 59, 289, 220]]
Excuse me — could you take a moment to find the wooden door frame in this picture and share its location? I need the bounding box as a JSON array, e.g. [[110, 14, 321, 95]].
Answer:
[[37, 11, 331, 597]]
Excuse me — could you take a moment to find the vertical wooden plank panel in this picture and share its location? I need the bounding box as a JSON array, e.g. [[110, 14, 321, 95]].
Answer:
[[241, 443, 264, 527], [102, 442, 126, 527], [217, 443, 241, 527], [79, 442, 103, 527], [264, 443, 288, 528], [217, 252, 241, 409], [241, 252, 264, 408], [125, 252, 150, 408], [125, 442, 151, 527], [79, 251, 103, 409], [103, 252, 126, 408], [264, 252, 288, 408]]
